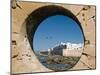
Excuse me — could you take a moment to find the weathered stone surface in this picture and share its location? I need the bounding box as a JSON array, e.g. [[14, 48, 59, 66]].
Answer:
[[11, 1, 96, 74]]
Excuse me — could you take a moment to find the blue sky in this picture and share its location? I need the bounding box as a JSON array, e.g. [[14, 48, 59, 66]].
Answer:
[[33, 15, 84, 52]]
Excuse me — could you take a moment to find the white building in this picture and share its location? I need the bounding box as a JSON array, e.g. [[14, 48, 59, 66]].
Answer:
[[63, 42, 84, 57], [47, 42, 84, 57], [65, 42, 84, 50]]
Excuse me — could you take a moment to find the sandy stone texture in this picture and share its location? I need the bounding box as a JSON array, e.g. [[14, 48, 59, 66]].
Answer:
[[11, 1, 96, 74]]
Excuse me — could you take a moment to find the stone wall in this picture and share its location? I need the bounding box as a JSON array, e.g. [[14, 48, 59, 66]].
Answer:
[[11, 1, 96, 74], [63, 49, 83, 57]]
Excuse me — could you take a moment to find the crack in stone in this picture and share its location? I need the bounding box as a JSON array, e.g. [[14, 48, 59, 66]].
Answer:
[[12, 54, 18, 58], [11, 0, 22, 9], [13, 32, 19, 34], [82, 52, 95, 58], [80, 60, 92, 69], [12, 0, 28, 16], [87, 15, 96, 22], [76, 6, 91, 16]]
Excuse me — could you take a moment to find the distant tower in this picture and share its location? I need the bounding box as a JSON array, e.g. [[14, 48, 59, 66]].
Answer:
[[48, 48, 52, 58]]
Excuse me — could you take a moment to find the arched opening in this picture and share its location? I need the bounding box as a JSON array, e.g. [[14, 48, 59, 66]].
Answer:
[[25, 5, 85, 71]]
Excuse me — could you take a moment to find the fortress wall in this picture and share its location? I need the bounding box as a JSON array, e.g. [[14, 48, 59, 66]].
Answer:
[[63, 49, 83, 57]]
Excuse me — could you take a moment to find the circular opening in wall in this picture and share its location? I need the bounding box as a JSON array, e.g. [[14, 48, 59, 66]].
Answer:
[[25, 5, 85, 71], [33, 15, 84, 71]]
